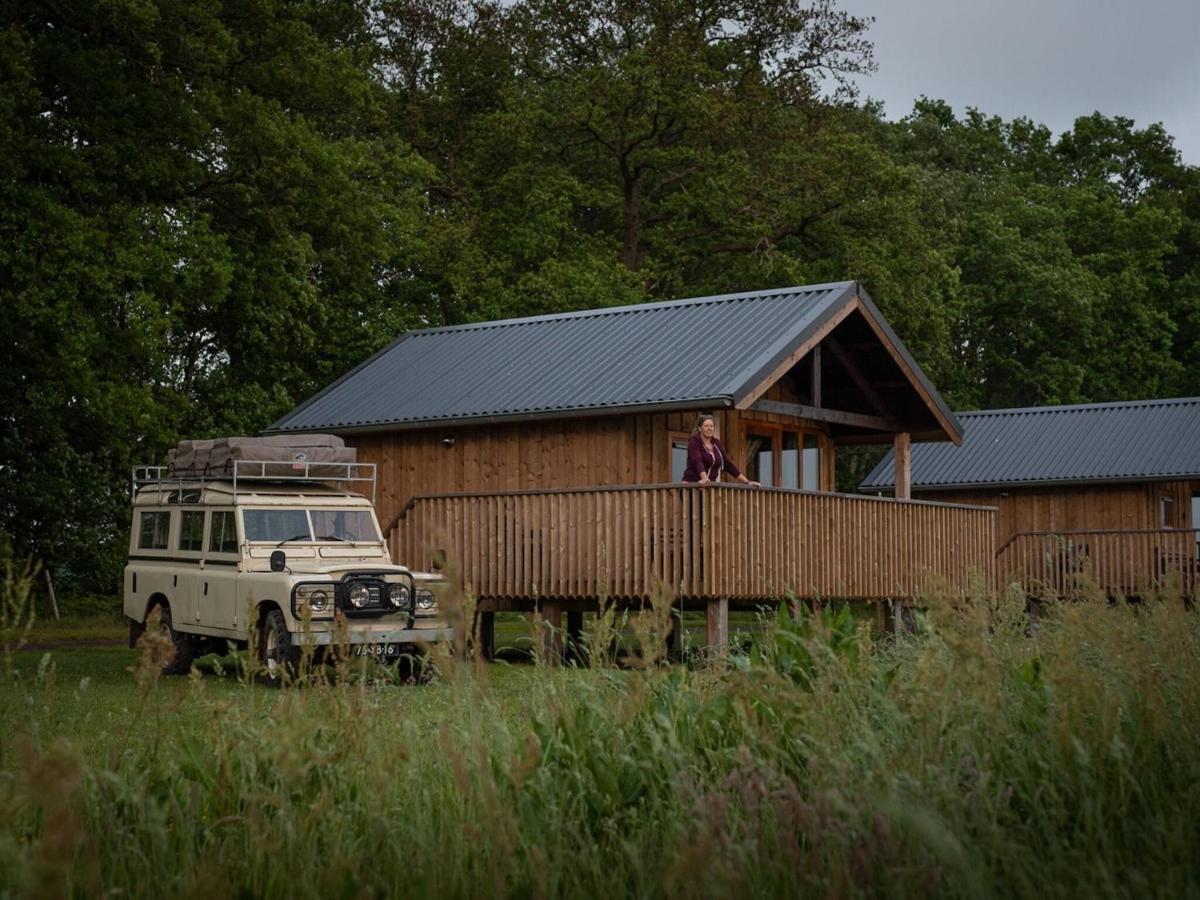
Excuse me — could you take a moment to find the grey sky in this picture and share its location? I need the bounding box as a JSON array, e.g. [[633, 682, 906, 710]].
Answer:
[[847, 0, 1200, 165]]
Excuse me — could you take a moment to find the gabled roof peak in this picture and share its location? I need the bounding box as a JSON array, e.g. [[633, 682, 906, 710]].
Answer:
[[406, 281, 858, 337]]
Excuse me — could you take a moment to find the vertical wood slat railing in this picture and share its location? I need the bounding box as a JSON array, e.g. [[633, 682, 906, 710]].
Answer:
[[389, 484, 996, 602], [996, 528, 1200, 599]]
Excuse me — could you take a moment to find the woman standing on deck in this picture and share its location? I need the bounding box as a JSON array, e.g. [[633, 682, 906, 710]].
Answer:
[[681, 413, 760, 486]]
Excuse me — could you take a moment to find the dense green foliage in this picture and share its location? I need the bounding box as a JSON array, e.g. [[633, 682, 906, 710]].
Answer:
[[3, 0, 1200, 595], [2, 576, 1198, 897]]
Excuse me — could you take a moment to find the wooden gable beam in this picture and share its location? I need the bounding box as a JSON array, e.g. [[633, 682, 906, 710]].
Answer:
[[749, 399, 894, 432], [824, 334, 895, 423], [849, 297, 963, 445], [736, 292, 959, 445], [736, 300, 859, 410]]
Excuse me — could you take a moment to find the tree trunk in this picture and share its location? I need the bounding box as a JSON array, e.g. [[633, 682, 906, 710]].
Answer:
[[619, 180, 642, 271]]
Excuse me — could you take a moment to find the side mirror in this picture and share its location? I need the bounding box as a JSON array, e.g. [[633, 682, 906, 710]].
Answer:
[[270, 550, 287, 572]]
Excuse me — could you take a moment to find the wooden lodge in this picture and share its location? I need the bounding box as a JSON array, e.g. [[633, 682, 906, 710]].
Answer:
[[268, 281, 996, 655], [861, 398, 1200, 601]]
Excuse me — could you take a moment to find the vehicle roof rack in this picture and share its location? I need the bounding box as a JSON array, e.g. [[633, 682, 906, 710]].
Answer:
[[132, 460, 377, 504]]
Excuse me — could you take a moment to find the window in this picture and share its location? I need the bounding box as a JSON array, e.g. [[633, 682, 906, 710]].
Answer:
[[742, 423, 823, 490], [242, 509, 311, 543], [802, 434, 820, 490], [209, 511, 238, 554], [1193, 494, 1200, 559], [1161, 494, 1177, 528], [137, 511, 171, 550], [310, 510, 381, 542], [670, 435, 690, 482], [178, 511, 205, 552], [745, 432, 774, 485]]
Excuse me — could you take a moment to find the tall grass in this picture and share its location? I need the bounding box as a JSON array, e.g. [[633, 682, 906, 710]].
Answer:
[[1, 568, 1197, 898]]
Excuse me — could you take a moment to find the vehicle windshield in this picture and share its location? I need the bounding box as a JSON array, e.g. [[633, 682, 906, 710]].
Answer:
[[242, 508, 381, 543]]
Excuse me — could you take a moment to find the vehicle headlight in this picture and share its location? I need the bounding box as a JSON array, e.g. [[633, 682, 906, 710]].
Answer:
[[349, 583, 371, 609], [294, 584, 334, 618], [416, 589, 435, 610], [388, 583, 410, 609]]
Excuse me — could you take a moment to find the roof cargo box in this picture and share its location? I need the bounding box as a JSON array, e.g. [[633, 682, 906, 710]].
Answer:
[[168, 435, 356, 478]]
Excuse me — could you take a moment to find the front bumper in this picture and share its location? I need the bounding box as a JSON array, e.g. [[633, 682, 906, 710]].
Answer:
[[296, 623, 455, 646]]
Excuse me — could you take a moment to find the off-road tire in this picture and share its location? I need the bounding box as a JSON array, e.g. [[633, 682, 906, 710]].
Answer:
[[153, 604, 195, 675], [260, 609, 300, 683]]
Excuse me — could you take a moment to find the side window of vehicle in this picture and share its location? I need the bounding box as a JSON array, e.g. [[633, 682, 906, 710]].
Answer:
[[179, 511, 206, 552], [209, 511, 238, 554], [137, 511, 171, 550]]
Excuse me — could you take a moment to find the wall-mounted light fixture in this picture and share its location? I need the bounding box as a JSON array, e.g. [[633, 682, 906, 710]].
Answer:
[[441, 435, 455, 448]]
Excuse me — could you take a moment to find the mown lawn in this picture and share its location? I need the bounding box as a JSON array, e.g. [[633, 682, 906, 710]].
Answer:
[[2, 589, 1199, 899]]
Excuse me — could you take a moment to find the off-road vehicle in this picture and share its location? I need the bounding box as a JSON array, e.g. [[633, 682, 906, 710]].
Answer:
[[124, 437, 452, 678]]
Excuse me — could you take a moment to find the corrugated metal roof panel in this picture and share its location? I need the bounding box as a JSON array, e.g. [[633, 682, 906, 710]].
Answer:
[[860, 397, 1200, 490], [270, 283, 841, 431], [269, 280, 961, 437]]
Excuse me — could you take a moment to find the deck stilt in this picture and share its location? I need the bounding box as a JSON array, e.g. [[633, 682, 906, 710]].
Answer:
[[706, 597, 728, 656], [667, 612, 684, 662], [540, 601, 563, 664], [565, 609, 584, 665], [477, 610, 495, 662]]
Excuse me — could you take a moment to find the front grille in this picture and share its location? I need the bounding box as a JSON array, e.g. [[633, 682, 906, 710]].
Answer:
[[339, 574, 415, 621]]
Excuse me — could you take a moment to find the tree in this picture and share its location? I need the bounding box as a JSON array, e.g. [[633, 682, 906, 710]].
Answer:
[[0, 0, 431, 593]]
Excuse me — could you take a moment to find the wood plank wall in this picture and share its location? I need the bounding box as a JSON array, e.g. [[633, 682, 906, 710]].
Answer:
[[391, 484, 995, 604], [915, 480, 1196, 548], [349, 407, 838, 533]]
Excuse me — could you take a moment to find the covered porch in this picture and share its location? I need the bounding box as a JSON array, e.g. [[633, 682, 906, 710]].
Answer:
[[385, 482, 996, 658]]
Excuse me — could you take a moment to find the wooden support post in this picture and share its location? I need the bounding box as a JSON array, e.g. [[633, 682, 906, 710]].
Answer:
[[540, 600, 563, 664], [477, 610, 496, 662], [565, 609, 584, 666], [706, 597, 728, 657], [893, 432, 911, 500], [811, 344, 822, 408], [667, 611, 684, 662]]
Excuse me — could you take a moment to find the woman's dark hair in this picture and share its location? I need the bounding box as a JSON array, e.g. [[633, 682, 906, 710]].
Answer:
[[691, 413, 715, 436]]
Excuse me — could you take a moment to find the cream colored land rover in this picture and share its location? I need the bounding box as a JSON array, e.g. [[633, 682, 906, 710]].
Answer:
[[123, 457, 452, 678]]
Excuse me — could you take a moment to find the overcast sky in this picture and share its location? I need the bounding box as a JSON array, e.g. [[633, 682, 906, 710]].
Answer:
[[847, 0, 1200, 165]]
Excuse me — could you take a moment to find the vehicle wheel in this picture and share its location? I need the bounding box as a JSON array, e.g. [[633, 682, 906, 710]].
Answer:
[[152, 604, 195, 676], [260, 609, 299, 682]]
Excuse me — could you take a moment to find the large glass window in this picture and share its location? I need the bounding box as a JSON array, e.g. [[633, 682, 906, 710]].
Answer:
[[745, 432, 774, 486], [742, 424, 823, 490], [781, 432, 799, 489], [209, 511, 238, 553], [137, 511, 171, 550], [310, 510, 381, 542], [178, 511, 206, 552], [243, 509, 312, 543], [802, 434, 821, 490], [671, 437, 689, 482], [1192, 494, 1200, 559]]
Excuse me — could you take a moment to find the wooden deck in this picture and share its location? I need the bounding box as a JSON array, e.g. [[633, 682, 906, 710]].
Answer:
[[387, 483, 995, 607], [997, 527, 1200, 600]]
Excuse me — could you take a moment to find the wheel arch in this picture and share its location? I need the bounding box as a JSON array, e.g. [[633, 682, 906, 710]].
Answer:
[[142, 592, 170, 623]]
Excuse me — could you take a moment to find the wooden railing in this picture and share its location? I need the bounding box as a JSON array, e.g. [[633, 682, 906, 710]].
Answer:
[[996, 528, 1200, 599], [389, 484, 995, 603]]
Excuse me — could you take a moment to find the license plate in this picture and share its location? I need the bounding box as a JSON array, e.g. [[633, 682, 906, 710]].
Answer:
[[353, 642, 401, 658]]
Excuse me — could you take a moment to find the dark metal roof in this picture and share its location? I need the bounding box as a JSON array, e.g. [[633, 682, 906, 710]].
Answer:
[[860, 397, 1200, 491], [268, 281, 959, 437]]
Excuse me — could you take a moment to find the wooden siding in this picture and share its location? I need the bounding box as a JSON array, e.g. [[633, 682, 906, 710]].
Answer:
[[913, 481, 1196, 546], [351, 409, 838, 534], [390, 484, 995, 604]]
